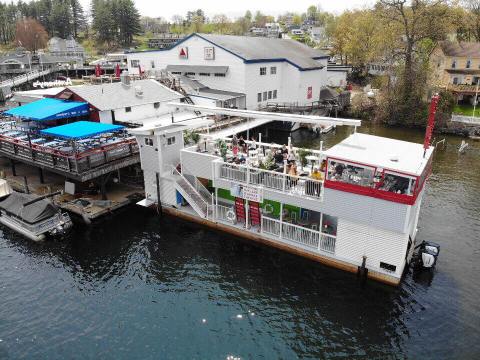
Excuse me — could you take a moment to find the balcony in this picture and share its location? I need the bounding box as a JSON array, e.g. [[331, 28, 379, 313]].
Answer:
[[215, 203, 336, 254]]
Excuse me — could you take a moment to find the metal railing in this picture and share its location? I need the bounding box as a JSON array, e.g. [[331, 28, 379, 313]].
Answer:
[[260, 217, 336, 254], [171, 165, 209, 218], [220, 163, 323, 200], [216, 204, 235, 224]]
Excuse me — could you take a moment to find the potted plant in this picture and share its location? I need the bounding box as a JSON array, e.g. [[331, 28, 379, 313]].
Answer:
[[297, 148, 312, 170]]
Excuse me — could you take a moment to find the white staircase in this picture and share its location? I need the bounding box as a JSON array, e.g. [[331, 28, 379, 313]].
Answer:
[[171, 166, 212, 219]]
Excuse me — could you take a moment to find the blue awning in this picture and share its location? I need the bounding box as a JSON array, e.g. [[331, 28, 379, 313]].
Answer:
[[4, 98, 89, 121], [40, 121, 125, 140]]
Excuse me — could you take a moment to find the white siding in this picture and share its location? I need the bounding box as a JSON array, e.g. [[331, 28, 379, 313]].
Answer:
[[99, 110, 113, 124], [137, 135, 160, 172], [336, 218, 408, 277], [112, 102, 172, 124], [180, 149, 217, 179]]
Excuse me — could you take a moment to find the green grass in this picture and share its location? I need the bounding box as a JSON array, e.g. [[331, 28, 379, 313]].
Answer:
[[453, 104, 480, 117]]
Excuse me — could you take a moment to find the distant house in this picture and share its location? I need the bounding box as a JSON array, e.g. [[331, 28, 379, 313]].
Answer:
[[431, 41, 480, 104], [0, 50, 82, 75], [309, 27, 325, 44], [48, 36, 85, 59], [147, 34, 185, 49]]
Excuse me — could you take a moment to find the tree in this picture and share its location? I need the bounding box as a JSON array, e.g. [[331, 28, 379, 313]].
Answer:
[[50, 0, 73, 38], [307, 5, 318, 22], [212, 14, 230, 34], [15, 17, 48, 51], [376, 0, 453, 124], [463, 0, 480, 40], [70, 0, 86, 37]]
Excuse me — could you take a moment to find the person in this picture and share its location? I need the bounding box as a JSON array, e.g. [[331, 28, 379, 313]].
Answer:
[[238, 136, 246, 152], [249, 136, 257, 150], [308, 167, 323, 196], [274, 150, 284, 164], [281, 144, 288, 155], [288, 163, 298, 187], [287, 151, 296, 164], [335, 163, 345, 178]]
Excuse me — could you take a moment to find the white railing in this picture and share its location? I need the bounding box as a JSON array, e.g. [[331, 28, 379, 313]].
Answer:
[[260, 217, 336, 254], [281, 221, 320, 249], [216, 204, 235, 224], [220, 163, 323, 200], [171, 165, 209, 217], [261, 216, 281, 237]]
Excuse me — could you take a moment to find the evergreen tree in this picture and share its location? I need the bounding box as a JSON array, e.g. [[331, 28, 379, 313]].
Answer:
[[70, 0, 86, 37], [50, 0, 72, 38]]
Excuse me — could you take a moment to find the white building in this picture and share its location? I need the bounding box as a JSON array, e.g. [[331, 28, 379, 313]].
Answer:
[[48, 36, 85, 59], [126, 33, 329, 110], [55, 77, 186, 126]]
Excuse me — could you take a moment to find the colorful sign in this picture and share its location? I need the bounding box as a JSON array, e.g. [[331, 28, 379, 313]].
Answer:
[[204, 47, 215, 60], [424, 94, 440, 151], [307, 86, 313, 99], [230, 184, 263, 203], [179, 47, 188, 59]]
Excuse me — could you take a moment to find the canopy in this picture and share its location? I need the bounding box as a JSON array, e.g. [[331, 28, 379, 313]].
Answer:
[[40, 121, 124, 140], [4, 98, 89, 121], [0, 192, 58, 225]]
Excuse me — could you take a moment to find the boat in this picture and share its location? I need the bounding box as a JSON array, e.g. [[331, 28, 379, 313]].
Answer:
[[130, 103, 438, 287], [0, 188, 73, 242]]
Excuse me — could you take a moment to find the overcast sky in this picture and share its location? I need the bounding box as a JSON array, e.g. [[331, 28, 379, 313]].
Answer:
[[78, 0, 375, 20]]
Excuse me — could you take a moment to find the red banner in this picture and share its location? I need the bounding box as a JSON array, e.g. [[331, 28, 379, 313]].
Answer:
[[424, 94, 440, 150]]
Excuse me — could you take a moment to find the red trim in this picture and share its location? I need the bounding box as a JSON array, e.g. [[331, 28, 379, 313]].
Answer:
[[324, 180, 417, 205]]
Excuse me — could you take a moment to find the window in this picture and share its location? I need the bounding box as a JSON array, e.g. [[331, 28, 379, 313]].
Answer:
[[380, 262, 396, 272], [273, 90, 277, 99], [153, 102, 160, 109], [130, 60, 139, 67], [144, 138, 153, 146], [150, 60, 155, 69], [263, 91, 267, 101], [453, 77, 458, 85], [451, 59, 456, 68], [185, 72, 195, 76], [171, 71, 181, 75], [260, 67, 267, 75], [270, 66, 277, 75], [268, 91, 272, 99], [199, 73, 210, 76], [125, 106, 132, 112], [466, 59, 471, 69], [167, 136, 176, 145], [214, 73, 226, 77], [257, 93, 262, 102]]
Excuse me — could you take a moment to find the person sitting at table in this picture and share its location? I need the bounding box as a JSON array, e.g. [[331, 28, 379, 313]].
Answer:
[[335, 163, 345, 179], [307, 167, 323, 196], [232, 134, 239, 155], [288, 163, 298, 187], [281, 144, 288, 155], [274, 150, 284, 164], [249, 136, 257, 150], [238, 136, 246, 151]]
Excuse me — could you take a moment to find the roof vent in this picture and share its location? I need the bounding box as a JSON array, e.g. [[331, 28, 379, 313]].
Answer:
[[135, 85, 143, 97]]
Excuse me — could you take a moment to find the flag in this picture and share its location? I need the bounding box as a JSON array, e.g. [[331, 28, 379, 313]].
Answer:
[[424, 94, 440, 151]]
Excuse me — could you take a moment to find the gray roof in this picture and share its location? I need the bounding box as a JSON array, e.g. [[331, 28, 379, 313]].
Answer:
[[440, 41, 480, 58], [197, 33, 327, 70], [66, 79, 184, 111], [166, 64, 229, 74], [197, 88, 245, 101]]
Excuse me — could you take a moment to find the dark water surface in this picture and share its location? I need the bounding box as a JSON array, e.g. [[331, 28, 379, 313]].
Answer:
[[1, 124, 479, 359]]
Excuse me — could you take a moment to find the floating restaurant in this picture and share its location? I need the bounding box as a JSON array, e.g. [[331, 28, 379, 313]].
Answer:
[[130, 103, 435, 286]]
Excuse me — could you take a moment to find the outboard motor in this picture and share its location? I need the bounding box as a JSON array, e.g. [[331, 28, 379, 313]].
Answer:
[[415, 240, 440, 268]]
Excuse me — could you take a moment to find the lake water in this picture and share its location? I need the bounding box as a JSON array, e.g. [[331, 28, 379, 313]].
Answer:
[[0, 124, 479, 359]]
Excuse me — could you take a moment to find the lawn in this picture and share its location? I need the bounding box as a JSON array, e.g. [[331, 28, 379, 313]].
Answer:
[[453, 104, 480, 117]]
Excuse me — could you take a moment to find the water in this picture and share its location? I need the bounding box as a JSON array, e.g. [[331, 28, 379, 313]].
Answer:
[[0, 124, 479, 359]]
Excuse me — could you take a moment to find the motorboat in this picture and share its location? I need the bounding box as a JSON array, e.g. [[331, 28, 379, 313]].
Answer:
[[0, 185, 73, 242]]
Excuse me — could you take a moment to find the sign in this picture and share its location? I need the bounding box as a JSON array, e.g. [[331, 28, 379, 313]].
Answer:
[[230, 184, 263, 203], [423, 94, 440, 151], [33, 78, 73, 89], [65, 181, 75, 195], [204, 47, 215, 60], [307, 86, 313, 99], [179, 47, 188, 59]]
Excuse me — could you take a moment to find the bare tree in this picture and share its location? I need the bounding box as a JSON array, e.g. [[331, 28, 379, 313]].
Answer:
[[15, 18, 48, 52]]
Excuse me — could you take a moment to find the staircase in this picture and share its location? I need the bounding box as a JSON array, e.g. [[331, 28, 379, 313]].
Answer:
[[171, 166, 211, 219]]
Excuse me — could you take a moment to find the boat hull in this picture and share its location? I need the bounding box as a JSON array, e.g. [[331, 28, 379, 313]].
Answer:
[[0, 215, 46, 242]]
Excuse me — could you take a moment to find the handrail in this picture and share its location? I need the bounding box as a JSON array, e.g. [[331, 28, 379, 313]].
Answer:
[[180, 163, 213, 204], [171, 165, 209, 212]]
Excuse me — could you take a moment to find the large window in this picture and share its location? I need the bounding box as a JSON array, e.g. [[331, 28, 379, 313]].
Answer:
[[321, 214, 337, 236], [273, 90, 277, 99], [125, 106, 132, 112], [214, 73, 226, 77], [326, 159, 375, 188], [268, 91, 272, 99], [270, 66, 277, 75], [257, 93, 262, 102], [263, 91, 267, 101], [260, 67, 267, 75], [130, 60, 139, 67]]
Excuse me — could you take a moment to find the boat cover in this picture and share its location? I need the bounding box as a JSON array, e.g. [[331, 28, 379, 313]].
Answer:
[[0, 192, 59, 224]]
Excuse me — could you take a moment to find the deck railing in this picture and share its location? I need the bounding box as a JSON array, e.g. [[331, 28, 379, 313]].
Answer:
[[216, 204, 235, 224], [220, 163, 323, 200]]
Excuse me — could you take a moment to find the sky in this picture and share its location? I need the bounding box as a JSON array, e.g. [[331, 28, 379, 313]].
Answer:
[[78, 0, 375, 20]]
